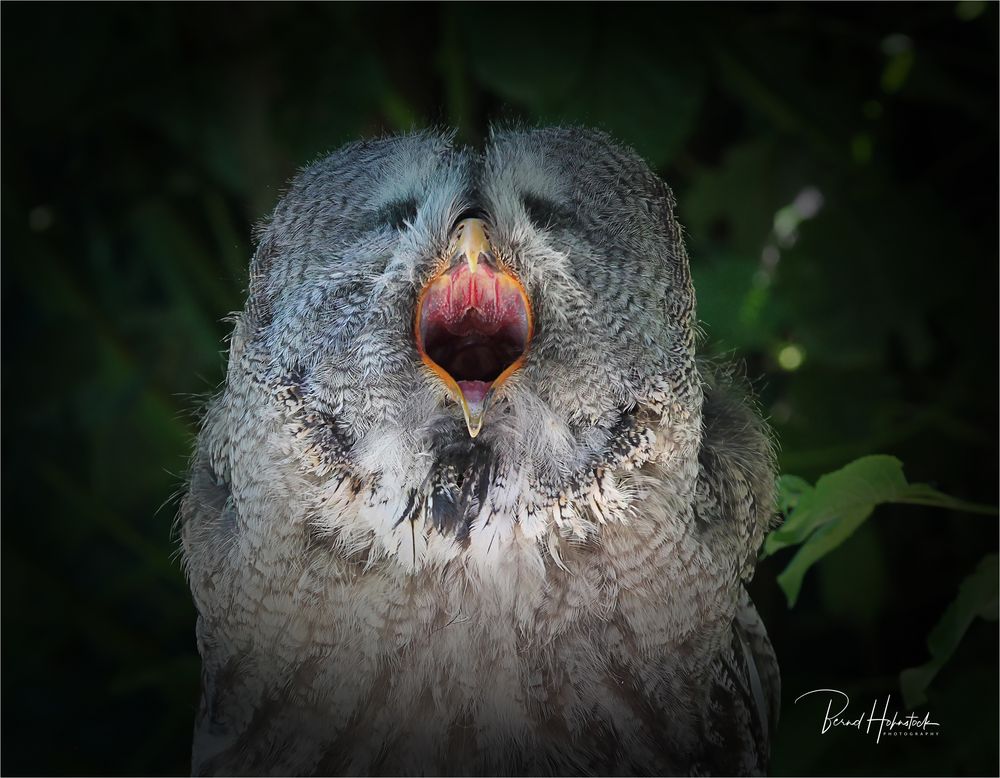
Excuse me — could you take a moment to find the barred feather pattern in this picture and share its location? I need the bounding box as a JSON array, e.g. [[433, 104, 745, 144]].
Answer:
[[180, 127, 778, 776]]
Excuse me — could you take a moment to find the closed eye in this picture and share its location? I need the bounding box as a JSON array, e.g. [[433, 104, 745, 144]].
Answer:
[[368, 197, 419, 233], [521, 193, 575, 230]]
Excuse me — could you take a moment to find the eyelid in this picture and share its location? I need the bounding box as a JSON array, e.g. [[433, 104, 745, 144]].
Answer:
[[521, 193, 573, 229], [369, 197, 419, 232]]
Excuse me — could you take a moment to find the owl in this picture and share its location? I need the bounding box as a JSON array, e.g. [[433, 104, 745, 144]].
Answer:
[[180, 127, 779, 776]]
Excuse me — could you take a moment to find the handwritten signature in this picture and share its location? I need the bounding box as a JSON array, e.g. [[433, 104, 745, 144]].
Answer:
[[794, 689, 940, 744]]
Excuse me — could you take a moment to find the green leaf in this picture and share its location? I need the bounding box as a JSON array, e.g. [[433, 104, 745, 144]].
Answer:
[[766, 455, 997, 605], [776, 505, 871, 606], [900, 554, 999, 708], [777, 474, 813, 514], [766, 455, 904, 557]]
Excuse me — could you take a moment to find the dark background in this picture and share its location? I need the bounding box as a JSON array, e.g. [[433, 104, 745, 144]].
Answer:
[[2, 3, 997, 775]]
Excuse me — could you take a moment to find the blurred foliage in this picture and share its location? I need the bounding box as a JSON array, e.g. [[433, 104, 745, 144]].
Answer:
[[1, 3, 997, 776], [901, 553, 998, 709], [766, 455, 997, 719], [767, 456, 996, 606]]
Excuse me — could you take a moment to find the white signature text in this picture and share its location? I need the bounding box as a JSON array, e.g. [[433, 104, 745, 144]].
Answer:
[[794, 688, 940, 744]]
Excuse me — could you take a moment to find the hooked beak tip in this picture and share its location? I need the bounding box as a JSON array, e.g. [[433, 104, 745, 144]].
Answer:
[[458, 382, 492, 438], [465, 414, 484, 438]]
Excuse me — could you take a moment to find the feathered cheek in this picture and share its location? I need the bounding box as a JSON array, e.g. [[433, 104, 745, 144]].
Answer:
[[415, 217, 533, 438]]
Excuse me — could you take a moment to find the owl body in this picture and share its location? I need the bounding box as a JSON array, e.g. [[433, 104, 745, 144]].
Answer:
[[181, 128, 778, 775]]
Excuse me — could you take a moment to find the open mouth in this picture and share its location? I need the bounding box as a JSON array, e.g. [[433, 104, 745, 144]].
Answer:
[[415, 219, 532, 437]]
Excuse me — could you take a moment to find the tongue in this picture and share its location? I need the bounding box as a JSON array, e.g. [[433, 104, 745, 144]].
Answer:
[[458, 380, 491, 408], [457, 380, 491, 438]]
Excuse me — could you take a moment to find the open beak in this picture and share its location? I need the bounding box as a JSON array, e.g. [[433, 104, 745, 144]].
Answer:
[[415, 218, 533, 437]]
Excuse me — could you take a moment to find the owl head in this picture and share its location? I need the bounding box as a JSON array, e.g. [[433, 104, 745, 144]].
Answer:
[[232, 127, 701, 547]]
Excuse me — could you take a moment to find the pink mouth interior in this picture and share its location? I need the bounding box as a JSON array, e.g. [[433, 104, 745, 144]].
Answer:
[[418, 263, 529, 393]]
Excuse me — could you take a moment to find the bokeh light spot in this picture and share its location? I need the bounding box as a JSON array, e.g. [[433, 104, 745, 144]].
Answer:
[[29, 205, 54, 232], [778, 344, 805, 371]]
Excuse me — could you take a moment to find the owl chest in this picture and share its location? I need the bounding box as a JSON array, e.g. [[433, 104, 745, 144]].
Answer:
[[285, 573, 620, 773], [211, 508, 723, 774]]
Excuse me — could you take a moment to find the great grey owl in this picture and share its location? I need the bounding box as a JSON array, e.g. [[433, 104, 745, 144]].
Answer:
[[180, 127, 779, 776]]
